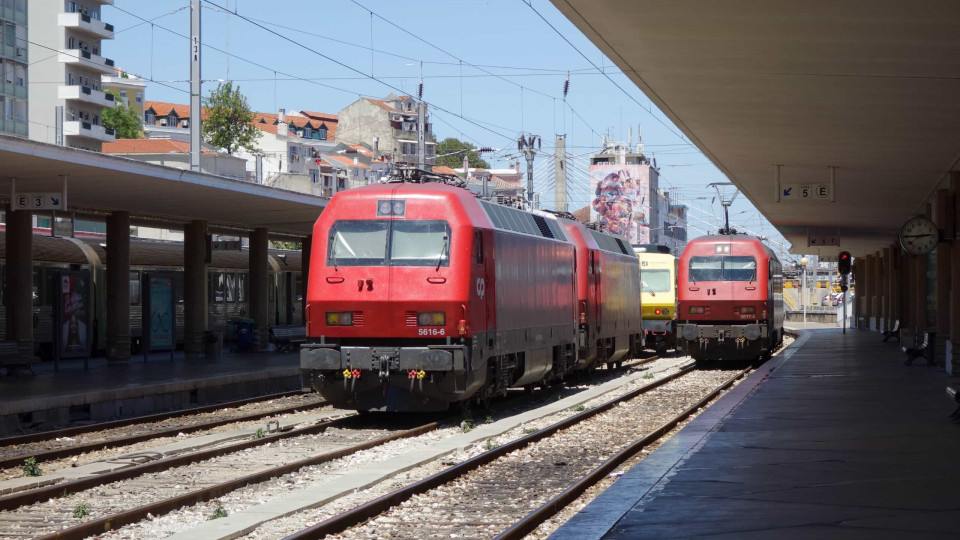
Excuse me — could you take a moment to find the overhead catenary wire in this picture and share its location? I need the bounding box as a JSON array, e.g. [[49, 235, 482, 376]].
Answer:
[[201, 0, 519, 145]]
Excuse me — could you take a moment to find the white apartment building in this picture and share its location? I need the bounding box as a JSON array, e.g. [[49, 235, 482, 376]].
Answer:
[[0, 0, 27, 137], [28, 0, 116, 151]]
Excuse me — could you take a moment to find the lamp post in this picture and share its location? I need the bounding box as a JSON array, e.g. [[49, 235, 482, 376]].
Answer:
[[800, 256, 809, 325]]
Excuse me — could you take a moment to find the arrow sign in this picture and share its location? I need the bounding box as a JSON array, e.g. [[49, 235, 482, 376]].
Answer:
[[783, 187, 792, 197], [12, 192, 66, 211]]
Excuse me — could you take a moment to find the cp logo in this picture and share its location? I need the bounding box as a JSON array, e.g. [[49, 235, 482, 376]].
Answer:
[[476, 277, 486, 299]]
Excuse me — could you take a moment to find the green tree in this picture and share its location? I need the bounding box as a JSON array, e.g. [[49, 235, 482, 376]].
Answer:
[[102, 90, 143, 139], [434, 137, 489, 170], [202, 81, 260, 155]]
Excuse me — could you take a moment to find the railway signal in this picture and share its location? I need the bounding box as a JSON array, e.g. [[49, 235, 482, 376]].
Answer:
[[838, 251, 852, 275]]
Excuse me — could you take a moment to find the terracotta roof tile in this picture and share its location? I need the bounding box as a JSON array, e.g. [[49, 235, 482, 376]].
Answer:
[[432, 165, 459, 176], [144, 101, 191, 118]]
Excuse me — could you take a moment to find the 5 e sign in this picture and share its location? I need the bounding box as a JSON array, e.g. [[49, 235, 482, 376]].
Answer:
[[13, 192, 65, 211]]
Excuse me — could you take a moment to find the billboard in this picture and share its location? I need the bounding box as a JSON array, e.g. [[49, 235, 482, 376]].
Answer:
[[590, 164, 650, 244], [147, 275, 175, 350], [58, 270, 91, 359]]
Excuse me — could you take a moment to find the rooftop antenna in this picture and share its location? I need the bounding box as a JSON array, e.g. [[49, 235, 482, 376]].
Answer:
[[707, 182, 740, 235]]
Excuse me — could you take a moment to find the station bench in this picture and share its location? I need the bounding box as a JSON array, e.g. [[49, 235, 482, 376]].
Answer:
[[882, 320, 900, 343], [903, 331, 934, 366], [269, 326, 307, 353]]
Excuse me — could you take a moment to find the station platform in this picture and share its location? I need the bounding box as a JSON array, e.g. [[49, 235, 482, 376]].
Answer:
[[0, 351, 303, 437], [552, 327, 960, 539]]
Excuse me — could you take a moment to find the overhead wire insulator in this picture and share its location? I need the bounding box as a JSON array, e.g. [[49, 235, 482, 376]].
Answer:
[[563, 71, 570, 100]]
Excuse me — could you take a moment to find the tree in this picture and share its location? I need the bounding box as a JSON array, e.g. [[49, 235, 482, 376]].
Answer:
[[201, 81, 260, 155], [102, 90, 143, 139], [434, 137, 489, 169]]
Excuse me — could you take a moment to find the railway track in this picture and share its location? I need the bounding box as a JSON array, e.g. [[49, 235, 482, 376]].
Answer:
[[280, 363, 750, 540], [0, 414, 439, 540], [0, 390, 326, 473], [0, 354, 677, 539]]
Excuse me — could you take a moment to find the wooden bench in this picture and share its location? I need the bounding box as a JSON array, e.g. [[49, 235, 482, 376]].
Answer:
[[882, 320, 900, 343], [903, 331, 933, 366], [269, 326, 307, 353]]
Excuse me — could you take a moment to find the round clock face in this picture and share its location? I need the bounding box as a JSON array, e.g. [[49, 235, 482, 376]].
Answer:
[[899, 216, 938, 255]]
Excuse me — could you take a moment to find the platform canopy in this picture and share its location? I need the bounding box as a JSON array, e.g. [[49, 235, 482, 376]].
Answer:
[[0, 135, 326, 237], [551, 0, 960, 256]]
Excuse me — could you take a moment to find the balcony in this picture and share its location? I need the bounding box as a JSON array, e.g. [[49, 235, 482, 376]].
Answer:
[[64, 120, 116, 142], [393, 128, 436, 143], [58, 85, 116, 108], [58, 12, 114, 39], [57, 49, 115, 74], [0, 42, 27, 64]]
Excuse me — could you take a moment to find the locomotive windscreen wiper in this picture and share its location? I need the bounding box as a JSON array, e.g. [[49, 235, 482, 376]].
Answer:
[[329, 232, 339, 271], [436, 233, 449, 271]]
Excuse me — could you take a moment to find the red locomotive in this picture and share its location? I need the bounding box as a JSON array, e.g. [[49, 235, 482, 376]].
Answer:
[[676, 234, 784, 362], [300, 181, 643, 411]]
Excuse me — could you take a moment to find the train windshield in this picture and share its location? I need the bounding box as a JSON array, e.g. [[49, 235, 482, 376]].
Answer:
[[327, 220, 450, 267], [689, 256, 757, 282], [641, 270, 672, 293]]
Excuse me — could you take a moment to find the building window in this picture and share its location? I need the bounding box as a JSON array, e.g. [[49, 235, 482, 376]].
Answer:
[[67, 36, 75, 49], [3, 23, 13, 47], [66, 1, 78, 13], [135, 91, 142, 104], [317, 128, 327, 140], [119, 89, 127, 100], [167, 114, 177, 126], [145, 111, 155, 125], [310, 169, 319, 184]]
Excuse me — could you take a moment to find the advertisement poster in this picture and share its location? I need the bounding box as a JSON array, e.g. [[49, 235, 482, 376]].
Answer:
[[589, 163, 650, 244], [58, 270, 91, 359], [148, 274, 175, 351]]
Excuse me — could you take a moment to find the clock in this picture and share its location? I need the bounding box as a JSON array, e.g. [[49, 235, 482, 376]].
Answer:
[[899, 216, 939, 255]]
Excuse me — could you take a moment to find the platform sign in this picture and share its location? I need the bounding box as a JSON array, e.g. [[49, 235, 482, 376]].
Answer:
[[808, 234, 840, 247], [143, 273, 176, 355], [13, 192, 65, 211], [56, 270, 91, 360]]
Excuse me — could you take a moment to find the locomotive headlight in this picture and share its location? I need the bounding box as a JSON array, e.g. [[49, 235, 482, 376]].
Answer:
[[326, 311, 354, 326], [744, 324, 761, 341], [662, 308, 669, 316], [378, 201, 392, 215], [689, 306, 706, 315], [418, 312, 445, 326], [737, 306, 756, 314]]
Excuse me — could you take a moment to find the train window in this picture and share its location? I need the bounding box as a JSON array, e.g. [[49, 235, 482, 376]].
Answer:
[[214, 272, 226, 303], [689, 256, 757, 282], [238, 273, 247, 302], [475, 231, 484, 264], [641, 270, 672, 293], [129, 271, 140, 305], [328, 220, 388, 266], [688, 256, 723, 281], [225, 273, 237, 302], [725, 256, 758, 281], [391, 220, 451, 267]]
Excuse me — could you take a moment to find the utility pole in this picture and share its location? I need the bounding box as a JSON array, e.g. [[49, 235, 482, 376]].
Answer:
[[554, 134, 567, 212], [189, 0, 201, 171], [417, 72, 426, 170], [518, 134, 540, 204]]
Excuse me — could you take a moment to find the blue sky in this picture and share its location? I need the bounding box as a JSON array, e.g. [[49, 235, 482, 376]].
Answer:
[[104, 0, 793, 259]]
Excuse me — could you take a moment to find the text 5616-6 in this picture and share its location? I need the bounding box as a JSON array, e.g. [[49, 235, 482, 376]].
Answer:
[[418, 328, 445, 336]]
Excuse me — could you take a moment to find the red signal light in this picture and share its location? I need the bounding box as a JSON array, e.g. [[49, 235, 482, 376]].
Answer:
[[654, 308, 662, 315]]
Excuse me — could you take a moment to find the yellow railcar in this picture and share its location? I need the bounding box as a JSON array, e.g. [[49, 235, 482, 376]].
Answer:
[[634, 245, 677, 354]]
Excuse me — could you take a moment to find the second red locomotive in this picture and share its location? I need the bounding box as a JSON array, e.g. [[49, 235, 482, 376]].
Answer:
[[300, 181, 643, 411], [676, 234, 784, 362]]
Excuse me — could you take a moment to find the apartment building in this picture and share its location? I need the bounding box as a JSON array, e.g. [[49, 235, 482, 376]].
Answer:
[[335, 93, 436, 166], [28, 0, 116, 151], [101, 69, 145, 117], [0, 0, 27, 137]]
